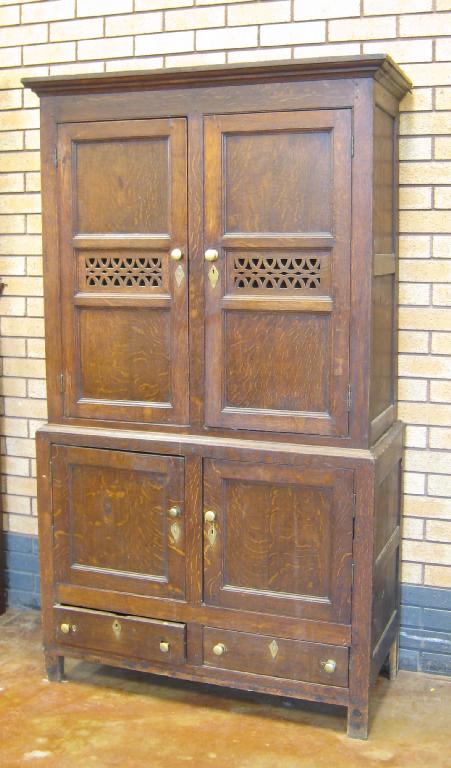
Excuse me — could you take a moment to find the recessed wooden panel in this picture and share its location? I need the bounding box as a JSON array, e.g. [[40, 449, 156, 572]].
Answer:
[[370, 275, 394, 420], [224, 479, 332, 598], [224, 130, 332, 234], [203, 459, 354, 623], [76, 137, 169, 234], [70, 464, 167, 577], [374, 107, 394, 255], [52, 446, 185, 600], [79, 307, 171, 403], [224, 311, 330, 413]]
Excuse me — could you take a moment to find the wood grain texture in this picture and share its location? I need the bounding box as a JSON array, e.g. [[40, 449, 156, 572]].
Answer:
[[204, 109, 351, 439], [58, 117, 189, 426], [203, 459, 354, 623], [29, 56, 408, 740], [51, 445, 186, 600], [203, 626, 349, 687]]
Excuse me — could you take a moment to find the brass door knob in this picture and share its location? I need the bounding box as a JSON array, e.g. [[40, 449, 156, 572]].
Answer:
[[205, 249, 219, 262], [160, 641, 170, 653], [60, 623, 76, 634], [205, 510, 216, 523], [213, 643, 226, 656], [168, 505, 181, 518], [321, 659, 336, 674], [170, 248, 183, 261]]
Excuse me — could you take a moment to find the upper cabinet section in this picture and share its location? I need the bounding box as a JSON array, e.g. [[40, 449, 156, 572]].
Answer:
[[25, 56, 411, 446], [57, 118, 189, 426]]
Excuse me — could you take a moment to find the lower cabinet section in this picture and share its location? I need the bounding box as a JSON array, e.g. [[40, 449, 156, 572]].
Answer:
[[54, 606, 186, 665], [202, 627, 349, 687], [37, 422, 404, 739]]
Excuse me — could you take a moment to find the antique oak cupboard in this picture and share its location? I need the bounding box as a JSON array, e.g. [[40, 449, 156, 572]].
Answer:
[[24, 55, 411, 739]]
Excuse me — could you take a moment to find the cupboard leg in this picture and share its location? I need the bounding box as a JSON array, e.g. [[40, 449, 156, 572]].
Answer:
[[45, 653, 65, 682], [347, 703, 369, 740], [388, 634, 399, 681]]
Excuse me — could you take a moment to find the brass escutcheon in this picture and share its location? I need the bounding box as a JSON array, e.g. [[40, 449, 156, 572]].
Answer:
[[112, 619, 122, 638], [208, 265, 219, 288], [170, 521, 181, 544], [175, 264, 185, 287]]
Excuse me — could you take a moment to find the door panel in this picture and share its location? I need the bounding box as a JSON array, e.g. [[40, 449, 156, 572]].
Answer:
[[204, 110, 351, 436], [203, 459, 354, 623], [58, 118, 188, 425], [52, 446, 185, 600]]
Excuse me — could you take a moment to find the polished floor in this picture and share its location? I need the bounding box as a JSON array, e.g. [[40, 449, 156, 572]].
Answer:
[[0, 610, 450, 768]]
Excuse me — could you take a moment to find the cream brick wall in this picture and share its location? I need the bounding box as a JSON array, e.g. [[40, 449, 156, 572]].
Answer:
[[0, 0, 450, 590]]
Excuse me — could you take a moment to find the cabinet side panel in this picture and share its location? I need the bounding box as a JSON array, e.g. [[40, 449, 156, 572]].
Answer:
[[371, 448, 402, 683], [369, 106, 397, 442]]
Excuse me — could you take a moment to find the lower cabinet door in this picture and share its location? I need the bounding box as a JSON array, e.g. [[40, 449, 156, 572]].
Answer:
[[51, 446, 185, 600], [54, 606, 186, 665], [203, 459, 354, 623], [202, 627, 349, 687]]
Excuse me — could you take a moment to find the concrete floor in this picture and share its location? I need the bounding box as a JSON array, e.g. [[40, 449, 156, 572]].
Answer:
[[0, 610, 450, 768]]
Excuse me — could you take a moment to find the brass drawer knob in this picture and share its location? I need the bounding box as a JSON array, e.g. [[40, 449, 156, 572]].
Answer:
[[168, 505, 181, 518], [160, 641, 170, 653], [205, 510, 216, 523], [213, 643, 226, 657], [205, 248, 219, 262], [321, 659, 337, 674], [60, 623, 76, 634], [170, 248, 183, 261]]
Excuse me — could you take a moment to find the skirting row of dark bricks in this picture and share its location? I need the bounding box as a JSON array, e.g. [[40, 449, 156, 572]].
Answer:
[[3, 532, 451, 675]]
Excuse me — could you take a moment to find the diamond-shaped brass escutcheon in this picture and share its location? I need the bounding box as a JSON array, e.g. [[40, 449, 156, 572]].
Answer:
[[208, 265, 219, 289], [269, 639, 279, 659], [112, 619, 122, 638], [175, 264, 185, 287]]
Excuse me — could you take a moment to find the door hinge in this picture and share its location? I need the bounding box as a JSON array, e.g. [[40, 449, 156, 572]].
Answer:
[[351, 135, 354, 157], [347, 384, 352, 411], [59, 372, 64, 394], [52, 147, 58, 167], [351, 562, 355, 588], [352, 491, 356, 518]]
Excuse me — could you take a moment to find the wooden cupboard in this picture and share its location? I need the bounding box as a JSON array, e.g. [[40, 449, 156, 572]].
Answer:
[[24, 55, 411, 739]]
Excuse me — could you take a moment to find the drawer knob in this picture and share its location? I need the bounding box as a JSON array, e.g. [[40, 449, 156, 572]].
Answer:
[[168, 505, 181, 518], [60, 623, 76, 634], [160, 641, 170, 653], [205, 249, 219, 262], [170, 248, 183, 261], [321, 659, 337, 674], [213, 643, 226, 657], [205, 510, 216, 523]]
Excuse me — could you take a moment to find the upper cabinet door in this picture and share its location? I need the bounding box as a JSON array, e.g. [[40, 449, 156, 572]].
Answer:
[[58, 118, 189, 425], [204, 110, 351, 436]]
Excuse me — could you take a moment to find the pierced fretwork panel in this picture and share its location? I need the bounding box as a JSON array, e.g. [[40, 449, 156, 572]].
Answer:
[[227, 251, 330, 294], [78, 250, 165, 291]]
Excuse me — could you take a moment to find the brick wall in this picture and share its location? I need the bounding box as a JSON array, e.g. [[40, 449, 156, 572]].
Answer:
[[0, 0, 450, 635]]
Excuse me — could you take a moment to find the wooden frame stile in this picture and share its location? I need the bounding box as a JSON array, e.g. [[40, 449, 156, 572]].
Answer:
[[24, 56, 411, 740]]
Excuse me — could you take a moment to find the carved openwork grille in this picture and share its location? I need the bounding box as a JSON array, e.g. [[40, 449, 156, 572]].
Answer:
[[232, 254, 322, 290], [83, 254, 163, 289]]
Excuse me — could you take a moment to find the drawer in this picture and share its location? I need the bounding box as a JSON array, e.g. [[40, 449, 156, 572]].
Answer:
[[54, 606, 186, 665], [203, 627, 349, 688]]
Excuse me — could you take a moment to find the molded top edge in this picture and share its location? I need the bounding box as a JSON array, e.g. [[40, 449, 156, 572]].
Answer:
[[22, 54, 412, 99]]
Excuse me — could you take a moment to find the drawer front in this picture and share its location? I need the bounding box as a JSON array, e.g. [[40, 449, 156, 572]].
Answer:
[[203, 627, 349, 688], [54, 606, 186, 665]]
